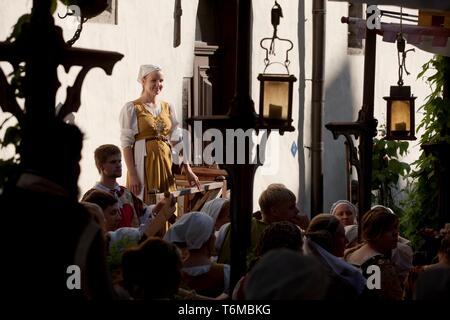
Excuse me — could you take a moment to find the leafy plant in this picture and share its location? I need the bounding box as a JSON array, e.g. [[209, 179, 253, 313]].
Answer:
[[401, 55, 450, 253], [371, 126, 411, 212]]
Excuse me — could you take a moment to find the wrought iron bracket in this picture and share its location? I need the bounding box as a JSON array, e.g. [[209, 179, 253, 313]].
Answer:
[[0, 42, 123, 123], [260, 1, 293, 74], [325, 121, 364, 179]]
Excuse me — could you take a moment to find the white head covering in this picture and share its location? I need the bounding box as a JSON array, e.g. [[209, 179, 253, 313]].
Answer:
[[330, 200, 358, 217], [164, 212, 214, 250], [371, 204, 395, 214], [137, 64, 162, 82], [344, 224, 359, 244], [201, 198, 228, 223]]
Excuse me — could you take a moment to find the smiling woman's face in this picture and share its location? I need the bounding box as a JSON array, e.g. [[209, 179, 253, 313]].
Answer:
[[142, 70, 164, 97]]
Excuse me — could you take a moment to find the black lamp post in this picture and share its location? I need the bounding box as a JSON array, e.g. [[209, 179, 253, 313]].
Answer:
[[326, 14, 379, 230], [187, 0, 296, 289], [326, 10, 419, 230]]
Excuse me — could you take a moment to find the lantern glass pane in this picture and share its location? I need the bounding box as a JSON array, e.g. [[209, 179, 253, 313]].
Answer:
[[390, 100, 411, 134], [263, 81, 289, 120]]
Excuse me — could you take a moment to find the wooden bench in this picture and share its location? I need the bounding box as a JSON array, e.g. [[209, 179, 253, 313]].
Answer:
[[146, 166, 228, 236]]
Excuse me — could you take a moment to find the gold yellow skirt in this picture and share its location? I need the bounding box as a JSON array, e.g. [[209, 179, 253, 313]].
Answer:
[[134, 139, 176, 204]]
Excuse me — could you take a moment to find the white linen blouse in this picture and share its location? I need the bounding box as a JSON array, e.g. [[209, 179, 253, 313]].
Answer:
[[119, 100, 182, 199], [119, 100, 181, 148]]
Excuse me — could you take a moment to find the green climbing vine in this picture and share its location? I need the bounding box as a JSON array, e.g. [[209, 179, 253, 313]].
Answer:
[[401, 55, 450, 251], [371, 126, 410, 212]]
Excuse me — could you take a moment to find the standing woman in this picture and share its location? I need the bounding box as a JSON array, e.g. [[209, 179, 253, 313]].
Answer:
[[120, 65, 200, 203]]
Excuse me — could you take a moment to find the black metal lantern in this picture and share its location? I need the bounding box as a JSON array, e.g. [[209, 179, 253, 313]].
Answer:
[[258, 73, 296, 131], [383, 32, 416, 140], [383, 85, 416, 140], [257, 1, 296, 133]]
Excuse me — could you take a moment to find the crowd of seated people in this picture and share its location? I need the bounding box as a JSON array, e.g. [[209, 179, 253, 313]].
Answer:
[[2, 123, 448, 301]]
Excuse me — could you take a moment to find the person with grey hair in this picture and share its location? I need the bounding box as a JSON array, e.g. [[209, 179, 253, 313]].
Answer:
[[120, 64, 200, 204]]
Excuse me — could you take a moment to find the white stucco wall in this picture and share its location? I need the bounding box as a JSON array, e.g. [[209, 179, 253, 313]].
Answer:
[[320, 3, 433, 213], [0, 1, 437, 215], [252, 0, 301, 212], [53, 0, 200, 193], [0, 1, 30, 163], [0, 0, 199, 194]]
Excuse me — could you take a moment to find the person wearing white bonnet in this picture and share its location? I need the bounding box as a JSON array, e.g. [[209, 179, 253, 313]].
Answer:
[[201, 198, 230, 231], [164, 212, 231, 297], [137, 64, 162, 83], [164, 212, 215, 250], [119, 64, 200, 204], [330, 199, 358, 226], [344, 224, 359, 248]]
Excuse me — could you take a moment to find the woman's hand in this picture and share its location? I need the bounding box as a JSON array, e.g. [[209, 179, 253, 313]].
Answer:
[[128, 173, 142, 196], [184, 165, 201, 190]]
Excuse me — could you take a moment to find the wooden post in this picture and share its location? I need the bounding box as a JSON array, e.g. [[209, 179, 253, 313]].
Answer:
[[357, 26, 377, 231]]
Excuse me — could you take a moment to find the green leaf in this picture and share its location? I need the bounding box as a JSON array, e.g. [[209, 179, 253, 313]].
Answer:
[[51, 0, 58, 14]]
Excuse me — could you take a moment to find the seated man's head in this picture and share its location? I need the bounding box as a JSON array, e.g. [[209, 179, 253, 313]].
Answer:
[[258, 184, 299, 224], [257, 221, 304, 257], [94, 144, 122, 179], [20, 121, 83, 198], [82, 189, 121, 232], [122, 237, 182, 300]]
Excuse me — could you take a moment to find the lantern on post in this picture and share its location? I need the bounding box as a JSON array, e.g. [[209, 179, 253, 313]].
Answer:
[[384, 85, 416, 140], [257, 1, 297, 134], [383, 30, 416, 140]]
